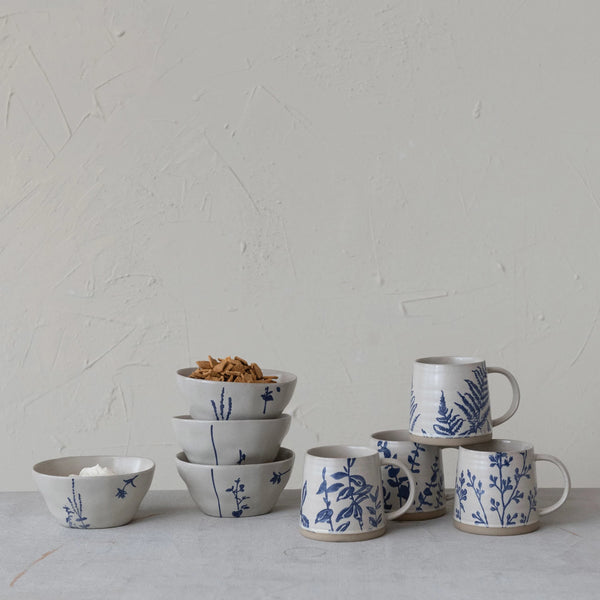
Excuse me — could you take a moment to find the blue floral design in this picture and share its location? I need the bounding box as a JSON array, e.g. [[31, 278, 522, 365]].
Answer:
[[415, 457, 444, 512], [260, 386, 280, 414], [236, 450, 247, 465], [269, 468, 291, 485], [455, 470, 468, 520], [488, 451, 532, 526], [366, 486, 383, 529], [211, 388, 232, 420], [115, 475, 139, 499], [226, 478, 250, 518], [466, 469, 488, 525], [63, 479, 90, 529], [315, 467, 336, 531]]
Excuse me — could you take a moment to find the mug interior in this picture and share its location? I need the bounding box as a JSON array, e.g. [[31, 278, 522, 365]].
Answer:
[[371, 430, 411, 443], [306, 445, 375, 459], [416, 356, 484, 366], [461, 439, 532, 454]]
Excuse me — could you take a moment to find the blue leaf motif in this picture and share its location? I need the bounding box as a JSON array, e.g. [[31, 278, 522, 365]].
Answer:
[[330, 471, 348, 480], [336, 486, 355, 501], [327, 482, 344, 494], [315, 508, 334, 524], [336, 522, 350, 532], [337, 505, 354, 521]]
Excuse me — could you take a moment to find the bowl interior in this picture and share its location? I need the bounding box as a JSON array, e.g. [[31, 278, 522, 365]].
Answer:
[[33, 455, 155, 477]]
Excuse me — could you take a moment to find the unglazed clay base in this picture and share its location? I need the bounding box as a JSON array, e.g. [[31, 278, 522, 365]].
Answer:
[[453, 520, 540, 536], [408, 431, 493, 447], [299, 527, 386, 542], [392, 507, 447, 521]]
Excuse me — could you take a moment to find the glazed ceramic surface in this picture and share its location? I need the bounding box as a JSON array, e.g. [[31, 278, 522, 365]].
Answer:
[[299, 445, 416, 542], [32, 455, 155, 529], [453, 439, 571, 535], [409, 356, 520, 446], [176, 368, 296, 420], [172, 414, 291, 465], [176, 447, 294, 517], [370, 430, 446, 520]]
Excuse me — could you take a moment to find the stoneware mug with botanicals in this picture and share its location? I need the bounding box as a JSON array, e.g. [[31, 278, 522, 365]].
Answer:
[[453, 439, 571, 535], [370, 430, 447, 520], [299, 445, 416, 542], [409, 356, 520, 446]]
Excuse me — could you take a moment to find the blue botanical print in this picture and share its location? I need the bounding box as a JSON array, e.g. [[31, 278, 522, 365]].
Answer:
[[433, 391, 465, 436], [409, 385, 421, 431], [116, 475, 139, 499], [330, 459, 373, 532], [210, 468, 222, 517], [466, 469, 488, 525], [415, 457, 444, 511], [377, 441, 395, 459], [260, 386, 280, 414], [211, 388, 232, 420], [366, 486, 383, 529], [520, 489, 537, 524], [236, 450, 247, 465], [300, 481, 310, 528], [407, 442, 424, 473], [455, 366, 490, 435], [63, 479, 90, 528], [210, 424, 219, 464], [226, 478, 250, 518], [269, 468, 291, 485], [315, 467, 336, 531], [488, 451, 532, 526], [384, 463, 410, 510], [455, 471, 468, 520]]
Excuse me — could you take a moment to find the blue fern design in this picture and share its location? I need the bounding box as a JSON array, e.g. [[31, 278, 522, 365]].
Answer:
[[415, 457, 444, 511], [455, 471, 467, 520], [455, 366, 490, 435], [488, 451, 532, 526], [315, 467, 337, 531], [409, 385, 421, 430], [332, 458, 374, 531], [226, 478, 250, 518], [115, 475, 139, 499], [211, 388, 232, 420], [300, 481, 310, 528], [260, 386, 280, 414], [466, 469, 488, 525], [63, 479, 90, 529], [366, 486, 383, 529], [433, 391, 465, 436], [269, 468, 291, 485], [236, 450, 246, 465]]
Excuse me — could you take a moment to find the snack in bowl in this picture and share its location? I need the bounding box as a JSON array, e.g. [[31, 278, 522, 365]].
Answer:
[[188, 356, 278, 383]]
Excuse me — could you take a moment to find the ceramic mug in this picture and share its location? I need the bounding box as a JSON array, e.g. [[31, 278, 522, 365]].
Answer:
[[299, 445, 416, 542], [409, 356, 520, 446], [370, 430, 447, 520], [453, 439, 570, 535]]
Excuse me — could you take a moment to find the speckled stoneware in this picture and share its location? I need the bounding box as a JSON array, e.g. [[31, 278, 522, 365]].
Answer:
[[176, 368, 297, 420], [176, 447, 294, 518], [453, 439, 571, 535], [172, 414, 291, 465], [370, 430, 447, 520], [409, 356, 520, 447], [299, 445, 416, 542], [33, 455, 155, 529]]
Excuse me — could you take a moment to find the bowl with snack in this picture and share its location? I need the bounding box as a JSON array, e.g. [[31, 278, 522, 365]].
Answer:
[[172, 413, 291, 465], [175, 447, 294, 517], [176, 356, 297, 420], [33, 455, 155, 529]]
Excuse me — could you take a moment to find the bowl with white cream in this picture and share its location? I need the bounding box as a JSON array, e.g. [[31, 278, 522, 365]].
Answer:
[[33, 455, 155, 529]]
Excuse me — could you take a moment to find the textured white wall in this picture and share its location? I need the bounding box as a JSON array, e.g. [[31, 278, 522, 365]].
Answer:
[[2, 1, 599, 491]]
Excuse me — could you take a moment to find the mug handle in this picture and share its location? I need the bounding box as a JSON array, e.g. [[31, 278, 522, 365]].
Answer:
[[379, 457, 416, 520], [535, 454, 571, 516], [487, 366, 520, 427]]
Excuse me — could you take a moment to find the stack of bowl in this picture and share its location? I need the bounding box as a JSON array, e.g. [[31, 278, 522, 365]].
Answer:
[[173, 364, 297, 518]]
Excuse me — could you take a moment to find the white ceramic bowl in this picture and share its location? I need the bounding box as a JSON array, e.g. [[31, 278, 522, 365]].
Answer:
[[176, 368, 297, 420], [172, 413, 291, 465], [176, 447, 294, 517], [33, 455, 155, 529]]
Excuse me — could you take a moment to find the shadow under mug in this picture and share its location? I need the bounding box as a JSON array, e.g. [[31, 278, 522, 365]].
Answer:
[[370, 430, 447, 520], [299, 445, 416, 542], [409, 356, 520, 447], [453, 439, 571, 535]]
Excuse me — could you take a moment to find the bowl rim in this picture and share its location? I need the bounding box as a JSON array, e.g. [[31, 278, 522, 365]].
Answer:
[[32, 455, 156, 478], [171, 413, 292, 425], [175, 447, 294, 469], [176, 367, 297, 385]]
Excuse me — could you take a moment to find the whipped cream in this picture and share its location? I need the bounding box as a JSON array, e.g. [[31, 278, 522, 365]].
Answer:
[[70, 464, 116, 477]]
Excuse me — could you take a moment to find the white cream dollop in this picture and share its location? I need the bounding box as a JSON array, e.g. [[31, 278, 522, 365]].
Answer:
[[70, 464, 116, 477]]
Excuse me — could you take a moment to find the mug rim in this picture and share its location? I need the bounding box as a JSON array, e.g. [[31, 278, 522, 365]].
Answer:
[[415, 356, 485, 366], [459, 439, 533, 454], [370, 429, 411, 443], [306, 445, 377, 460]]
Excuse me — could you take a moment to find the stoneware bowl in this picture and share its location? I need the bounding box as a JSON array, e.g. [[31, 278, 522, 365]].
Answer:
[[176, 368, 297, 420], [172, 413, 292, 465], [176, 447, 294, 517], [33, 455, 155, 529]]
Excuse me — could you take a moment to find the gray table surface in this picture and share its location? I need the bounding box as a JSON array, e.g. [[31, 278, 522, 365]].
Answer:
[[2, 489, 599, 599]]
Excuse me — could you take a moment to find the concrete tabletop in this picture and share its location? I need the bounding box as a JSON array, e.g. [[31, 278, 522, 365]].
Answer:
[[2, 488, 598, 599]]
